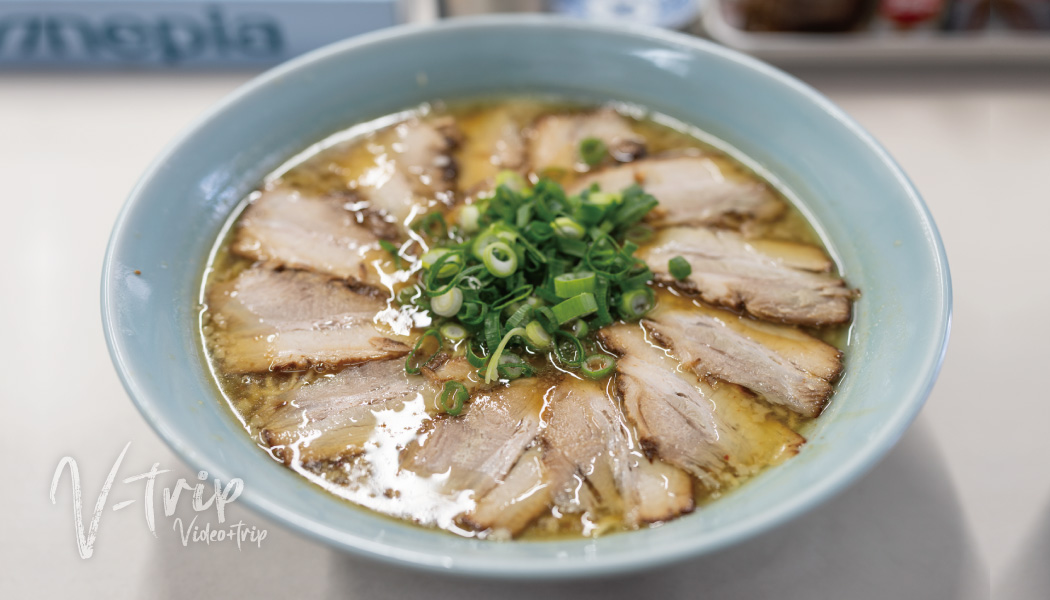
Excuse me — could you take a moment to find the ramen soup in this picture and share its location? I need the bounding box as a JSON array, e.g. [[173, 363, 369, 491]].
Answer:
[[201, 99, 855, 540]]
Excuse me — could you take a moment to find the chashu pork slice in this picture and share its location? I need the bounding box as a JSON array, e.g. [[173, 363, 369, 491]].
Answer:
[[600, 324, 804, 486], [456, 104, 527, 192], [568, 157, 784, 228], [359, 117, 460, 228], [641, 226, 853, 326], [643, 303, 843, 417], [257, 359, 425, 465], [232, 187, 385, 285], [542, 378, 694, 528], [207, 267, 409, 373], [464, 378, 694, 536], [401, 378, 547, 498], [529, 108, 645, 172]]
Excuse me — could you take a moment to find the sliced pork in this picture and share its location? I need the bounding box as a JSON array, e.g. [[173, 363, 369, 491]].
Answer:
[[529, 108, 645, 171], [600, 324, 803, 486], [231, 187, 385, 285], [401, 378, 547, 497], [207, 267, 409, 373], [358, 117, 459, 227], [643, 304, 843, 417], [464, 378, 693, 535], [256, 359, 424, 464], [542, 378, 694, 527], [456, 104, 527, 191], [568, 157, 784, 227], [462, 446, 553, 536], [641, 226, 853, 326]]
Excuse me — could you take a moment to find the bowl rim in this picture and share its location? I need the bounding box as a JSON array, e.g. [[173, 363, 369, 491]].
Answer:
[[101, 14, 952, 579]]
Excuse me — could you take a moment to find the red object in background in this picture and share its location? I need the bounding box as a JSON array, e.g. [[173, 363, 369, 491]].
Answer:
[[881, 0, 945, 26]]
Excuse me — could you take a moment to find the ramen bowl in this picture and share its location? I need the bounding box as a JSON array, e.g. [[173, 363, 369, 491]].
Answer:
[[102, 15, 951, 579]]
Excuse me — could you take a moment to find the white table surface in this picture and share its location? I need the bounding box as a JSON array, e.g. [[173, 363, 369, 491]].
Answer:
[[2, 63, 1047, 600]]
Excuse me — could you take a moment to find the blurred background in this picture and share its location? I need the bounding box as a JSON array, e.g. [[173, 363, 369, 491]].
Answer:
[[2, 2, 1047, 600], [1, 1, 1048, 67]]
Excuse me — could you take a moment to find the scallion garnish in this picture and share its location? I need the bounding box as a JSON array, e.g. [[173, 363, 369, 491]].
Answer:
[[668, 255, 692, 280], [551, 216, 585, 239], [379, 239, 402, 269], [438, 381, 468, 416], [466, 340, 488, 368], [458, 204, 481, 233], [618, 287, 655, 321], [579, 137, 607, 167], [431, 287, 464, 317], [568, 319, 589, 338], [405, 329, 442, 375], [482, 241, 518, 277], [581, 354, 616, 379], [525, 320, 552, 349], [552, 330, 585, 368], [409, 176, 659, 382], [551, 292, 598, 324], [439, 322, 468, 342], [553, 271, 596, 298], [485, 327, 526, 383]]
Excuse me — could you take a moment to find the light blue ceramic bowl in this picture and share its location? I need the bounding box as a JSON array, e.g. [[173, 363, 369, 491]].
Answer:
[[102, 16, 951, 579]]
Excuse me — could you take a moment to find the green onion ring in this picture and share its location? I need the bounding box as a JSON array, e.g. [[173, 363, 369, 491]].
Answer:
[[551, 330, 584, 368], [581, 354, 616, 379], [438, 381, 469, 416], [553, 271, 596, 298], [405, 329, 442, 375], [466, 340, 488, 368], [482, 241, 518, 278], [485, 327, 526, 383]]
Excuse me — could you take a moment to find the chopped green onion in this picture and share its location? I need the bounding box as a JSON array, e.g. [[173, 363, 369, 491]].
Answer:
[[552, 330, 584, 368], [496, 352, 532, 380], [551, 292, 598, 324], [535, 306, 559, 332], [394, 175, 661, 382], [438, 381, 468, 416], [466, 340, 488, 368], [485, 327, 526, 383], [525, 320, 552, 349], [422, 248, 461, 278], [593, 276, 614, 327], [553, 271, 596, 298], [555, 236, 588, 258], [405, 329, 442, 375], [495, 170, 528, 191], [579, 137, 607, 167], [586, 192, 620, 207], [439, 322, 467, 342], [482, 241, 518, 277], [396, 285, 421, 306], [379, 240, 402, 269], [619, 287, 655, 320], [668, 256, 692, 280], [551, 217, 585, 239], [458, 301, 487, 325], [484, 312, 501, 350], [492, 285, 534, 311], [471, 226, 504, 260], [624, 223, 654, 244], [568, 319, 589, 338], [458, 204, 481, 234], [415, 212, 448, 238], [581, 354, 616, 379], [506, 303, 533, 329], [431, 288, 463, 317]]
